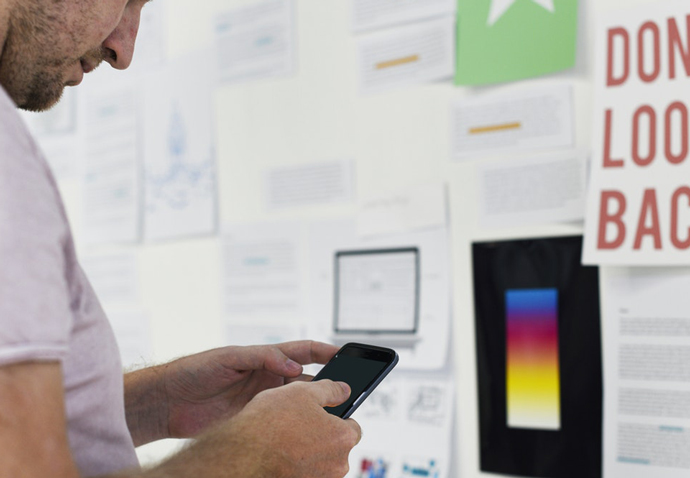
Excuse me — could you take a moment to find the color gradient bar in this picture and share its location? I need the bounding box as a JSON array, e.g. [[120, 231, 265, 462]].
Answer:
[[506, 288, 561, 430]]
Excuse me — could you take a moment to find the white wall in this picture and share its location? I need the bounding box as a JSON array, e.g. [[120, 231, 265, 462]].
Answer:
[[51, 0, 659, 474]]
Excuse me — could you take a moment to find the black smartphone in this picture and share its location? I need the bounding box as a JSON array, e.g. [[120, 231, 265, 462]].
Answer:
[[312, 342, 399, 419]]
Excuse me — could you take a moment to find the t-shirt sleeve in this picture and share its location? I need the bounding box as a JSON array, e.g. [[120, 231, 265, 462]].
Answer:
[[0, 97, 73, 365]]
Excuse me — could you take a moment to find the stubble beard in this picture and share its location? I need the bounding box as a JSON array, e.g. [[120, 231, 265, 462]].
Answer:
[[0, 0, 103, 112], [0, 51, 67, 112]]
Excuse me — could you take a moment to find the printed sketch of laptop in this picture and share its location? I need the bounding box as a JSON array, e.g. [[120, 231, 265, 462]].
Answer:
[[331, 247, 422, 348]]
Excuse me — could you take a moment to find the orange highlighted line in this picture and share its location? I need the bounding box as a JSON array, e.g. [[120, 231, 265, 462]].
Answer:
[[469, 122, 522, 135], [376, 55, 420, 70]]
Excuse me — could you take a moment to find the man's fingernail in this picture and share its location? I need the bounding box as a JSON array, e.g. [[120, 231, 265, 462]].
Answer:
[[286, 359, 302, 372]]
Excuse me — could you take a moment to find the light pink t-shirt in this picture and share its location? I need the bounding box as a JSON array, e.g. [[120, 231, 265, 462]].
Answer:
[[0, 86, 139, 476]]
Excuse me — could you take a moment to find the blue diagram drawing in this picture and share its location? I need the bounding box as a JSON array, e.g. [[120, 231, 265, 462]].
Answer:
[[146, 101, 215, 213]]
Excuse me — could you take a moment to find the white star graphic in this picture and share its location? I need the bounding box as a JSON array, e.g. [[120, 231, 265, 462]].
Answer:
[[487, 0, 555, 26]]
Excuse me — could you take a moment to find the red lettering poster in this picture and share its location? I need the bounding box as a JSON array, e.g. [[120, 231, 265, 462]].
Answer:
[[584, 0, 690, 265]]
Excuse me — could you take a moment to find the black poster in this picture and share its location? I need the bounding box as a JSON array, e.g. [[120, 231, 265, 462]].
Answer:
[[472, 236, 602, 478]]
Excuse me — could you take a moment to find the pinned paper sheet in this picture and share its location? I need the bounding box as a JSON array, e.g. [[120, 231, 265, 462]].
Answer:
[[357, 183, 447, 237], [583, 2, 690, 265], [221, 221, 306, 325], [456, 0, 577, 85], [308, 219, 450, 371], [346, 376, 455, 478], [357, 17, 455, 95], [129, 1, 167, 70], [351, 0, 456, 32], [487, 0, 554, 27], [215, 0, 295, 84], [472, 236, 602, 477], [265, 160, 355, 210], [602, 266, 690, 477], [143, 51, 218, 242], [82, 85, 141, 246], [477, 151, 586, 228], [451, 84, 574, 161]]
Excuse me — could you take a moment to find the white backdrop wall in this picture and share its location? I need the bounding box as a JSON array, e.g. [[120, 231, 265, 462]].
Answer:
[[46, 0, 658, 475]]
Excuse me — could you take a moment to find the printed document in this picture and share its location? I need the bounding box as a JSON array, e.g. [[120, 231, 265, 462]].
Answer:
[[265, 160, 354, 209], [221, 221, 306, 325], [357, 183, 448, 237], [451, 84, 574, 160], [346, 375, 455, 478], [357, 17, 455, 95], [82, 86, 141, 246], [143, 52, 217, 241], [351, 0, 456, 32], [215, 0, 295, 84], [477, 151, 586, 228], [602, 267, 690, 478]]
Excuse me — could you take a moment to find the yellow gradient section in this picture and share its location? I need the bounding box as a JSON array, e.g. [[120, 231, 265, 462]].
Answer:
[[507, 363, 561, 429]]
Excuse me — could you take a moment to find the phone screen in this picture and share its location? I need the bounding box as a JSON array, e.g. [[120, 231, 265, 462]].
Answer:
[[313, 343, 398, 418]]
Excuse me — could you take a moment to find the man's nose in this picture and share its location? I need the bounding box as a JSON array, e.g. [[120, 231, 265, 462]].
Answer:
[[102, 6, 143, 70]]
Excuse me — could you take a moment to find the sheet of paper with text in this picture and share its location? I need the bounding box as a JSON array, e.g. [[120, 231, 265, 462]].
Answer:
[[602, 267, 690, 478], [583, 1, 690, 265]]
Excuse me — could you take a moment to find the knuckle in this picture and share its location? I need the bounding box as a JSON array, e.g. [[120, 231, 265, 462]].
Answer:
[[316, 378, 334, 390], [336, 461, 350, 478], [325, 380, 342, 400], [349, 426, 362, 446], [286, 381, 308, 399], [270, 346, 285, 361], [344, 427, 358, 448], [254, 387, 276, 403]]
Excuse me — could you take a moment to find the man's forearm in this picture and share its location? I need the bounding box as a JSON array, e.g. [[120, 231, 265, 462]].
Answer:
[[101, 422, 260, 478], [124, 365, 169, 447]]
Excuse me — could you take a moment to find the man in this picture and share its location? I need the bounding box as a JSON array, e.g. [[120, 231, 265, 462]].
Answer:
[[0, 0, 361, 477]]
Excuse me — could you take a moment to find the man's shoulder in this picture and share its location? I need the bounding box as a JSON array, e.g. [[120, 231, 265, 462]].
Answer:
[[0, 86, 65, 227]]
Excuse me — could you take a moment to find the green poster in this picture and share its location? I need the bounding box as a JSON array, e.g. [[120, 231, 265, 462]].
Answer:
[[455, 0, 578, 86]]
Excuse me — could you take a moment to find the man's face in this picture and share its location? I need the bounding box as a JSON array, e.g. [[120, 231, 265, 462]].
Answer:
[[0, 0, 149, 112]]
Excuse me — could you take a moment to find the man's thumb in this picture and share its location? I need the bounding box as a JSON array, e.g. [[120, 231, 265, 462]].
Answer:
[[310, 379, 351, 408]]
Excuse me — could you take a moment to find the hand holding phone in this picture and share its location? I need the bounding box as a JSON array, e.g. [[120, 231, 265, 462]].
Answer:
[[311, 343, 398, 419]]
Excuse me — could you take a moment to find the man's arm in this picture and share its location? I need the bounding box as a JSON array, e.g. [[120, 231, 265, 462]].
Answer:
[[0, 361, 360, 478], [123, 366, 169, 447], [0, 362, 80, 478]]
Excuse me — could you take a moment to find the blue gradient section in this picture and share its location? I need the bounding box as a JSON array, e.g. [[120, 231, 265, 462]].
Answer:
[[506, 289, 558, 323]]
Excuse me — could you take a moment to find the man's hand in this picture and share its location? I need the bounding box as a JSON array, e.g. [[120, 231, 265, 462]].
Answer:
[[0, 360, 358, 478], [125, 340, 339, 445], [148, 379, 362, 478]]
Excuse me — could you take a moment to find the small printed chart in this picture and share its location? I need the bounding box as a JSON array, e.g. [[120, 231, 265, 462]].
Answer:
[[143, 53, 217, 241]]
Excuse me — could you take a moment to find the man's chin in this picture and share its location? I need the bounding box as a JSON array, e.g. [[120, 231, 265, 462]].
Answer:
[[18, 89, 64, 113]]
